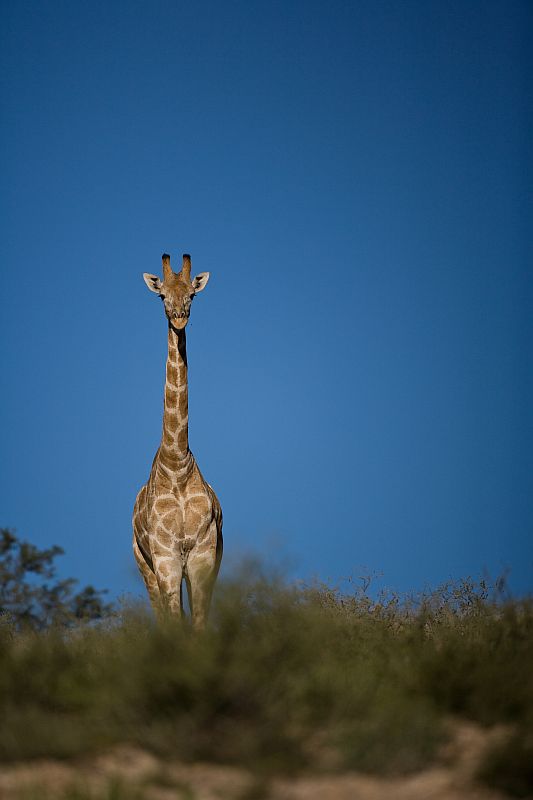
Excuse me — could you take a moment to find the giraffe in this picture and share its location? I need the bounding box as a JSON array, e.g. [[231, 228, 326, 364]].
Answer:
[[132, 253, 223, 629]]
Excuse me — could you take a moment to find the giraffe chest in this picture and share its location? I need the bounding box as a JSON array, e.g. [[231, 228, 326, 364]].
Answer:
[[150, 491, 213, 543]]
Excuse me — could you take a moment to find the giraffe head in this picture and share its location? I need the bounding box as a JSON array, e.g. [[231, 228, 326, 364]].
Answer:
[[143, 253, 209, 330]]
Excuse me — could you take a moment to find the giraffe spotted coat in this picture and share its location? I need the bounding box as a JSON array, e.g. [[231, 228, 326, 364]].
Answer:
[[133, 253, 222, 628]]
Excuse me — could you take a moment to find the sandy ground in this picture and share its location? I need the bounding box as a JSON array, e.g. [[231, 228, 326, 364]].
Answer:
[[0, 721, 515, 800]]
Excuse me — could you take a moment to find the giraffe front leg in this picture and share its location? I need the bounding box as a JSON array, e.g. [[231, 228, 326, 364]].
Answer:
[[133, 535, 161, 613], [152, 552, 184, 620], [186, 555, 218, 630]]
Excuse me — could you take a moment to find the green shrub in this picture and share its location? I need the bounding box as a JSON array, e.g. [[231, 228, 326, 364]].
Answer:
[[478, 726, 533, 797], [1, 565, 531, 784]]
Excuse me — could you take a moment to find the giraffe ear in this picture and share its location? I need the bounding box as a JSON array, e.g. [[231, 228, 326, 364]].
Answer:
[[192, 272, 210, 293], [143, 273, 163, 294]]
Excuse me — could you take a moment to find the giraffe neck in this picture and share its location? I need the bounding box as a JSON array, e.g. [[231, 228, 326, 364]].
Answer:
[[158, 324, 192, 476]]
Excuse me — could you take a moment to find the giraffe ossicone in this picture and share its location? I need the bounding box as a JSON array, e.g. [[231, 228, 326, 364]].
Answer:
[[133, 252, 222, 628]]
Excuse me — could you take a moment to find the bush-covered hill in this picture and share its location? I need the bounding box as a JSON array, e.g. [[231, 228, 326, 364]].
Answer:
[[1, 538, 532, 798]]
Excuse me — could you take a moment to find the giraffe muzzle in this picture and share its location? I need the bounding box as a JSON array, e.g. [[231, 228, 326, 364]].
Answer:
[[170, 312, 189, 330]]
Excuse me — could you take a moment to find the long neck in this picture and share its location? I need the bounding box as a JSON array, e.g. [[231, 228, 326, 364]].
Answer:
[[158, 324, 192, 474]]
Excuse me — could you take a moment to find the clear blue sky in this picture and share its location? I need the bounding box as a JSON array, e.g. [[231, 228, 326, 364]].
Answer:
[[1, 0, 531, 600]]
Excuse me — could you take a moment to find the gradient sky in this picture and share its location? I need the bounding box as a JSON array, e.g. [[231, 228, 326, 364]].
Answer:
[[1, 0, 531, 600]]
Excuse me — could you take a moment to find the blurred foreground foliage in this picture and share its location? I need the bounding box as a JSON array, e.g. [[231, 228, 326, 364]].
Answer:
[[1, 533, 532, 796]]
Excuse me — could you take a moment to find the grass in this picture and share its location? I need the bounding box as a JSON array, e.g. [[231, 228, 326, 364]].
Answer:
[[1, 566, 532, 795]]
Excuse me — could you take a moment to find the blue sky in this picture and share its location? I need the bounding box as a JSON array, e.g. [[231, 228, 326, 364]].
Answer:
[[1, 0, 531, 600]]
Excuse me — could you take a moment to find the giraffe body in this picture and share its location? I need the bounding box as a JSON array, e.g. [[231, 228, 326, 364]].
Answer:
[[133, 254, 222, 628]]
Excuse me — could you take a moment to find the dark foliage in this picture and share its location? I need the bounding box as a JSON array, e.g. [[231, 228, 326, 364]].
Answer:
[[478, 728, 533, 798], [0, 528, 114, 631]]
